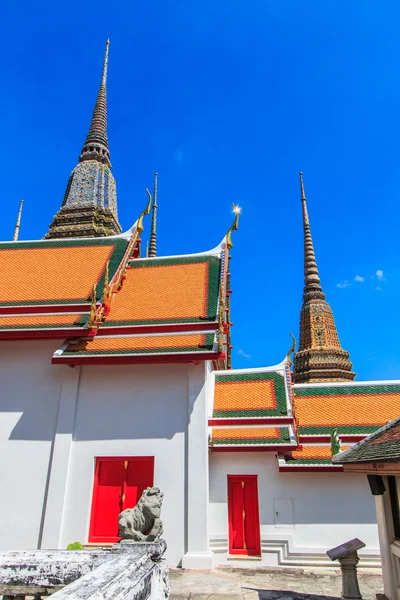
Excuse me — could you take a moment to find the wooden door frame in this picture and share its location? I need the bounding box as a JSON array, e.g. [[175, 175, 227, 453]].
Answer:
[[88, 456, 154, 543], [227, 474, 261, 556]]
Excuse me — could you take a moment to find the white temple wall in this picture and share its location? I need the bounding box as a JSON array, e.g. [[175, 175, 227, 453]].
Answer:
[[0, 341, 211, 567], [209, 452, 380, 567], [59, 362, 208, 567], [0, 340, 63, 550]]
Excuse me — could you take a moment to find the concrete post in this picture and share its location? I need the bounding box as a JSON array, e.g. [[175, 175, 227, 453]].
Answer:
[[181, 363, 213, 569], [338, 551, 362, 600], [40, 367, 81, 548], [375, 484, 397, 600]]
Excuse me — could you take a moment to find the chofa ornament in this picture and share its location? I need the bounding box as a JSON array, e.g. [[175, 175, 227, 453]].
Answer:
[[118, 487, 164, 542]]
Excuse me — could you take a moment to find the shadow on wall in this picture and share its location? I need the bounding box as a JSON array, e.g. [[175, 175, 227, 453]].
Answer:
[[0, 341, 190, 442], [73, 363, 189, 441]]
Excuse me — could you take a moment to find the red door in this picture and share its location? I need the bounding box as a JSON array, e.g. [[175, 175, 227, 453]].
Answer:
[[89, 457, 154, 543], [228, 475, 261, 556]]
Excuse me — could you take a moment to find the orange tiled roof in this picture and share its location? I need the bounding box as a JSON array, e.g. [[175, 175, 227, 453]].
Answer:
[[0, 314, 82, 329], [0, 238, 128, 307], [293, 383, 400, 434], [103, 255, 221, 326], [213, 371, 289, 417], [291, 445, 350, 460], [57, 332, 215, 357], [212, 426, 292, 446], [282, 444, 351, 466]]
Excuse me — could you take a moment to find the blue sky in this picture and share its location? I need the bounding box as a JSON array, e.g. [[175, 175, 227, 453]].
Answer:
[[2, 0, 400, 380]]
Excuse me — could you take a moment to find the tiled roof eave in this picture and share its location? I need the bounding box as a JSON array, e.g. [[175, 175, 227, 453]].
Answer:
[[52, 350, 222, 366], [97, 321, 219, 335], [278, 464, 344, 472], [0, 303, 91, 315], [209, 417, 294, 426], [276, 453, 344, 472], [212, 443, 298, 453], [0, 327, 89, 340]]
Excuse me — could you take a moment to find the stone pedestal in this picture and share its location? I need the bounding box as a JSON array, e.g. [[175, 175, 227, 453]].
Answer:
[[113, 539, 167, 562], [338, 551, 362, 600]]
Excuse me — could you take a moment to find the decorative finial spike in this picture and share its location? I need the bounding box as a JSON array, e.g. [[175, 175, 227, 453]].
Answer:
[[226, 203, 241, 250], [79, 41, 111, 166], [149, 172, 158, 257], [299, 171, 306, 200], [13, 199, 24, 241], [286, 332, 296, 367], [137, 189, 152, 234]]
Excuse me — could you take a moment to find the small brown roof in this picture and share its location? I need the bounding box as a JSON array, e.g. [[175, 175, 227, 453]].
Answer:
[[333, 416, 400, 464]]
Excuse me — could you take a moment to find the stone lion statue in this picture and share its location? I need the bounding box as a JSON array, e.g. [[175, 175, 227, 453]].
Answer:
[[118, 486, 164, 542]]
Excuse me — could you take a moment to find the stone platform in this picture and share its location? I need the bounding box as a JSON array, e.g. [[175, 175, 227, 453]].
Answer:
[[170, 567, 383, 600]]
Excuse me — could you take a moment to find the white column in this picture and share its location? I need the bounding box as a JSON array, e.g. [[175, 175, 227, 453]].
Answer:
[[375, 478, 397, 600], [40, 366, 81, 549], [181, 362, 213, 569]]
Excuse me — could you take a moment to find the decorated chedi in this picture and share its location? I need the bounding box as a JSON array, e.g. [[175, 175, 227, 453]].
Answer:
[[293, 173, 355, 383], [45, 41, 121, 239]]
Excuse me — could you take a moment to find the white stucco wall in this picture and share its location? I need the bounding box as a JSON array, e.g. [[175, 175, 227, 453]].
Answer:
[[209, 452, 379, 566], [60, 362, 191, 567], [0, 340, 211, 567], [0, 340, 63, 549]]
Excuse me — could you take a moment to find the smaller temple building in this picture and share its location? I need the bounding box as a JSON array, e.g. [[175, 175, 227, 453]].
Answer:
[[0, 42, 399, 570]]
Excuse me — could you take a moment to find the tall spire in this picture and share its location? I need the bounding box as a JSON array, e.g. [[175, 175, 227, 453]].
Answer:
[[293, 172, 355, 384], [149, 172, 158, 257], [13, 199, 24, 241], [300, 172, 325, 303], [79, 40, 111, 167], [45, 41, 121, 239]]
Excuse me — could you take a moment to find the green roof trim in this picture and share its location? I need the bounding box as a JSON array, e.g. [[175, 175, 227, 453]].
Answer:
[[62, 333, 216, 357], [299, 425, 380, 435], [0, 238, 128, 307], [294, 384, 400, 396], [103, 255, 222, 326], [213, 372, 288, 417], [283, 457, 334, 466]]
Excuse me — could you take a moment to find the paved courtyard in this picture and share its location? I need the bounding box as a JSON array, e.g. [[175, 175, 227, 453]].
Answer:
[[170, 567, 383, 600]]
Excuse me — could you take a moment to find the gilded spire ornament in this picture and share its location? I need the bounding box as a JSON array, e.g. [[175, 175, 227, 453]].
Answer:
[[226, 204, 241, 249], [13, 199, 24, 241], [148, 172, 158, 257], [293, 173, 355, 383], [45, 41, 121, 239]]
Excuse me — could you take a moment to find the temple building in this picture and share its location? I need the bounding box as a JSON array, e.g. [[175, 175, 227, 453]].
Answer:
[[0, 42, 399, 570]]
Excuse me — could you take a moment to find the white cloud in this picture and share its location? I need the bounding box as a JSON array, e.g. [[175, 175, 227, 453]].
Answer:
[[174, 147, 184, 164], [336, 280, 350, 289], [354, 275, 364, 282], [238, 349, 252, 359], [376, 270, 384, 280]]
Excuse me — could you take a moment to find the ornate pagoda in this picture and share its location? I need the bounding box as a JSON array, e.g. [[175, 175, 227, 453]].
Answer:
[[293, 172, 355, 383], [45, 41, 121, 239]]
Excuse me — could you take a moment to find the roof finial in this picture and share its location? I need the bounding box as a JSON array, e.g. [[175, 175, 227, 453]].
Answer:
[[79, 40, 111, 166], [226, 204, 241, 250], [299, 171, 306, 200], [149, 172, 158, 257], [299, 172, 325, 302], [13, 199, 24, 241]]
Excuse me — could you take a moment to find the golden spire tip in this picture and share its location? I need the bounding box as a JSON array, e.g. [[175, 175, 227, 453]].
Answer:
[[299, 171, 306, 200]]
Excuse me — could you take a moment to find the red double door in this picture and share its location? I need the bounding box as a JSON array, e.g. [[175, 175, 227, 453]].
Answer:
[[89, 457, 154, 543], [228, 475, 261, 556]]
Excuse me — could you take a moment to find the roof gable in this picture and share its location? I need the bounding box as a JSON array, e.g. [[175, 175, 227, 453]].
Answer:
[[0, 238, 127, 308]]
